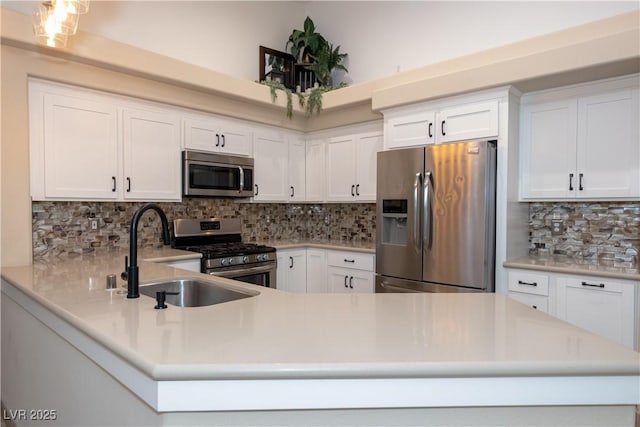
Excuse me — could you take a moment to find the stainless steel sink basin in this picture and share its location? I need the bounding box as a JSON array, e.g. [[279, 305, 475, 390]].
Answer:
[[139, 278, 258, 307]]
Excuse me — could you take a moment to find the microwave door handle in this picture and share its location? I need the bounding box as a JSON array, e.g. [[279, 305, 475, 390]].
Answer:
[[413, 172, 421, 254], [238, 166, 244, 193], [423, 171, 433, 251]]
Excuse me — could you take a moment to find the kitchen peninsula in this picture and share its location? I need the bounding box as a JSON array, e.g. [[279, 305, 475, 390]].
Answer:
[[2, 250, 639, 426]]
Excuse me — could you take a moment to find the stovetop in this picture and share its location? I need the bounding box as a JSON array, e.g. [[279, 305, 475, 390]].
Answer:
[[172, 218, 276, 260], [178, 242, 276, 259]]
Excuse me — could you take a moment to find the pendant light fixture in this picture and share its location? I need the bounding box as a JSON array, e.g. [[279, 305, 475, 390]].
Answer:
[[32, 0, 90, 48]]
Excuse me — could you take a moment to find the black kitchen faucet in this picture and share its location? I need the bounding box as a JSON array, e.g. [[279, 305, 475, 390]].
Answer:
[[122, 203, 171, 299]]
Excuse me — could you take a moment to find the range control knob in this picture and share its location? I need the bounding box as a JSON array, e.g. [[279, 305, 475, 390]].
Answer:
[[262, 254, 269, 261], [228, 257, 235, 265], [242, 256, 249, 263], [221, 258, 229, 266]]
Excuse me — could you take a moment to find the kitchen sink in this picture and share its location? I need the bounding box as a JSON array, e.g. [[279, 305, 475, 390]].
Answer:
[[139, 278, 258, 307]]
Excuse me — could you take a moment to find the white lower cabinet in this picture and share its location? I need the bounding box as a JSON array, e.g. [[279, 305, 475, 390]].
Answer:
[[276, 249, 307, 293], [306, 249, 327, 293], [507, 268, 638, 350], [556, 276, 637, 349], [276, 248, 374, 294], [507, 270, 550, 313], [326, 250, 375, 293]]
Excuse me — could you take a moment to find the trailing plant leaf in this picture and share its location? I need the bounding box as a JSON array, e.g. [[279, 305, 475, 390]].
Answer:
[[259, 80, 294, 119], [305, 85, 331, 116]]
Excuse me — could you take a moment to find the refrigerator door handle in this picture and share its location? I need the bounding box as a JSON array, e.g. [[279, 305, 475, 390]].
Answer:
[[413, 172, 422, 253], [423, 171, 433, 251]]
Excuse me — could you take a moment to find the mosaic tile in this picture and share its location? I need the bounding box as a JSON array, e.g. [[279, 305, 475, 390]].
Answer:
[[32, 200, 377, 259]]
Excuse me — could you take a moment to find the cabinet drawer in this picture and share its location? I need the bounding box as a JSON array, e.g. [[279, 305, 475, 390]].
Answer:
[[508, 292, 549, 313], [507, 271, 549, 296], [326, 250, 374, 271]]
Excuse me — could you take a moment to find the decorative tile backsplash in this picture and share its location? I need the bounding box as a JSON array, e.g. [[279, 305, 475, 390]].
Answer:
[[529, 202, 639, 265], [32, 200, 640, 266], [32, 200, 376, 259]]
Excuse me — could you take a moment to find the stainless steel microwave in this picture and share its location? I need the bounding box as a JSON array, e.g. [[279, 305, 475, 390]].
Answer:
[[182, 150, 254, 197]]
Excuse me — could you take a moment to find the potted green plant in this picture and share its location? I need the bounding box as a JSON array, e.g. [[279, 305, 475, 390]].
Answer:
[[307, 42, 348, 87], [286, 16, 327, 63]]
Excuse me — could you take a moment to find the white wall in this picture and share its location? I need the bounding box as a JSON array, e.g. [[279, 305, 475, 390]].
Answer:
[[307, 1, 640, 84], [3, 1, 638, 84]]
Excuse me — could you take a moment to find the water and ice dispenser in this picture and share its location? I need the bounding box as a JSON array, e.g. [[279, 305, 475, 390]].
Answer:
[[381, 199, 408, 245]]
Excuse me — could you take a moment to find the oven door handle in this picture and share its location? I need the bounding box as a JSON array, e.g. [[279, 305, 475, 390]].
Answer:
[[207, 263, 275, 278]]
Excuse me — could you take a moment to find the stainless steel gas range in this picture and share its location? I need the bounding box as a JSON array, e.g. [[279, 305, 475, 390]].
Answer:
[[172, 218, 277, 288]]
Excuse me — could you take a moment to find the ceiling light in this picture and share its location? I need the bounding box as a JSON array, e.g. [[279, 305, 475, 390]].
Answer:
[[32, 0, 90, 48]]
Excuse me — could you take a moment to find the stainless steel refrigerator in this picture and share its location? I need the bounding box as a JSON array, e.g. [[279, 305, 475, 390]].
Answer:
[[375, 140, 497, 293]]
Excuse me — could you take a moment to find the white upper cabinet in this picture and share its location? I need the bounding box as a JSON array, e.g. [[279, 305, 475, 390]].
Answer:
[[30, 80, 182, 202], [520, 99, 578, 199], [383, 99, 498, 149], [288, 136, 306, 201], [520, 75, 639, 201], [38, 93, 119, 200], [183, 114, 253, 157], [253, 129, 289, 201], [305, 139, 326, 202], [437, 101, 499, 144], [576, 89, 639, 198], [122, 108, 181, 200], [326, 131, 382, 202], [385, 110, 436, 149]]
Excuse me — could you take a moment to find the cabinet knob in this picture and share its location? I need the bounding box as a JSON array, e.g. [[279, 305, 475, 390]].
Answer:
[[428, 122, 433, 138], [290, 186, 294, 197], [344, 275, 348, 288], [221, 134, 226, 147], [355, 184, 360, 196], [215, 134, 220, 147], [289, 256, 293, 269], [126, 177, 131, 193], [254, 184, 259, 196], [351, 184, 355, 197], [111, 176, 116, 192], [441, 120, 446, 136], [349, 276, 354, 289]]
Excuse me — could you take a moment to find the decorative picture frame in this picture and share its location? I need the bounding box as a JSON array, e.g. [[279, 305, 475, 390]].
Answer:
[[259, 46, 295, 90]]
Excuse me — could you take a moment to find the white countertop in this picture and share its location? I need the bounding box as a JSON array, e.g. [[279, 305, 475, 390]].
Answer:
[[504, 256, 640, 281], [262, 239, 375, 253], [2, 247, 639, 411]]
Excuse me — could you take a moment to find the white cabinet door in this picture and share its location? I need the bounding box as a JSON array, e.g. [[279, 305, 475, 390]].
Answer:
[[327, 266, 373, 293], [218, 124, 253, 157], [385, 110, 435, 149], [276, 249, 307, 293], [305, 139, 326, 202], [520, 99, 578, 199], [436, 101, 499, 144], [326, 135, 356, 201], [184, 117, 253, 156], [288, 137, 306, 202], [577, 88, 640, 198], [306, 249, 327, 293], [122, 108, 181, 201], [354, 132, 382, 201], [556, 276, 636, 349], [41, 94, 119, 199], [326, 132, 381, 202], [253, 131, 288, 201], [508, 292, 550, 313], [183, 117, 220, 152]]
